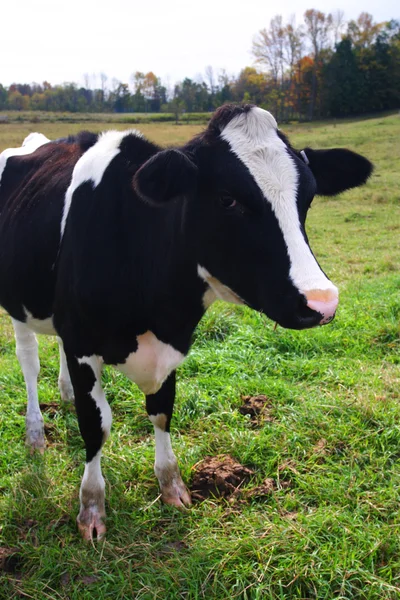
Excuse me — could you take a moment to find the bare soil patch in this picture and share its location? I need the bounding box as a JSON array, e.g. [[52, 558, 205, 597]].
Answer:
[[239, 395, 275, 425], [191, 455, 290, 503], [0, 547, 23, 573], [44, 421, 57, 439], [39, 402, 59, 417], [191, 455, 254, 501]]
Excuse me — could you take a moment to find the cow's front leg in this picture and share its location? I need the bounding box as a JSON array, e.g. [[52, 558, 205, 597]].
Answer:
[[146, 371, 191, 508], [66, 354, 112, 541]]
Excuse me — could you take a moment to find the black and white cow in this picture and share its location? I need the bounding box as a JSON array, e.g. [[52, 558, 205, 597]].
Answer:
[[0, 104, 372, 539]]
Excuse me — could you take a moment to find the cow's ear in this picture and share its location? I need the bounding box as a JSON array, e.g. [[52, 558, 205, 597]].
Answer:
[[133, 149, 198, 204], [302, 147, 373, 196]]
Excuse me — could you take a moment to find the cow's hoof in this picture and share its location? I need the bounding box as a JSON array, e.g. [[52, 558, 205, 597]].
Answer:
[[59, 378, 75, 403], [161, 478, 192, 509], [26, 423, 46, 454], [27, 442, 45, 455], [77, 508, 106, 541]]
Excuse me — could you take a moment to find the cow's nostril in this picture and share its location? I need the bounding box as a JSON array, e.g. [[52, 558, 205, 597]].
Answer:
[[306, 295, 338, 324]]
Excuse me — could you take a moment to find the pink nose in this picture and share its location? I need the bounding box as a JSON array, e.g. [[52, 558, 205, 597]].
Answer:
[[306, 290, 339, 325]]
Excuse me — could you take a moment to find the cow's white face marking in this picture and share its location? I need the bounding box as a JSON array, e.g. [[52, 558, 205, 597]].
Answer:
[[61, 129, 143, 236], [220, 107, 337, 297], [197, 265, 244, 306], [0, 132, 50, 185], [116, 331, 184, 395]]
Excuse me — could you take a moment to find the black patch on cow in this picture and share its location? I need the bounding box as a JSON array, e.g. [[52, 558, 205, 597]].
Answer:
[[56, 131, 99, 152], [66, 358, 102, 462], [0, 141, 85, 321], [209, 103, 254, 133], [146, 371, 176, 432]]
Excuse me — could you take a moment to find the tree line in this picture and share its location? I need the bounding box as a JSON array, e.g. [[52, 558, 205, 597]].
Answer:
[[0, 11, 399, 120]]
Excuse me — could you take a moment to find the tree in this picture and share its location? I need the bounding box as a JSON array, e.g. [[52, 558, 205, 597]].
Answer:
[[323, 37, 361, 115], [304, 9, 333, 119], [252, 15, 285, 84], [8, 90, 30, 110], [347, 13, 383, 48], [331, 10, 346, 46]]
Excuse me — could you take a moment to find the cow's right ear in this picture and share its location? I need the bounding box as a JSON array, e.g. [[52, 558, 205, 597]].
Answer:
[[133, 149, 198, 204]]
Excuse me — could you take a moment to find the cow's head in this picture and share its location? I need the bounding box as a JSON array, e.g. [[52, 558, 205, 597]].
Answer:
[[134, 104, 372, 329]]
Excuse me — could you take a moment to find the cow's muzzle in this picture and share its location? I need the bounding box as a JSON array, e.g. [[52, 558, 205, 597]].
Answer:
[[304, 289, 339, 326]]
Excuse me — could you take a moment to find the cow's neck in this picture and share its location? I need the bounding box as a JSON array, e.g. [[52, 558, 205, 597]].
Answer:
[[146, 225, 208, 355]]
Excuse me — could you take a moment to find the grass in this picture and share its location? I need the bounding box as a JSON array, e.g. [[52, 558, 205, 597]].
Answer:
[[0, 110, 212, 126], [0, 113, 399, 599]]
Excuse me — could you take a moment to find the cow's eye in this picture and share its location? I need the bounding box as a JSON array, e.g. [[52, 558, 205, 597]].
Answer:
[[220, 194, 237, 209]]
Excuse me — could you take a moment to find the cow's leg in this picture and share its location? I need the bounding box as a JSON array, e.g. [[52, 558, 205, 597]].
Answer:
[[66, 354, 111, 541], [12, 319, 45, 452], [57, 337, 74, 403], [146, 371, 191, 508]]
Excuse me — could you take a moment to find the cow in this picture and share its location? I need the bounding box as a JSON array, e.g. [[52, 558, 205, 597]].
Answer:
[[0, 104, 372, 540]]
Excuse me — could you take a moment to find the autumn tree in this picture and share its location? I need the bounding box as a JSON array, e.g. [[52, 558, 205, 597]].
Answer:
[[347, 13, 383, 48], [304, 9, 333, 119]]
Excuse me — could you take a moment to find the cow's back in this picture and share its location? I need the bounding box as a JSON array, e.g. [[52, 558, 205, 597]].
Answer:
[[0, 133, 97, 321]]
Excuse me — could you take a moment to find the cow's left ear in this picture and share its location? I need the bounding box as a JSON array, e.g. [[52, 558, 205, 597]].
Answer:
[[133, 149, 198, 204], [301, 147, 373, 196]]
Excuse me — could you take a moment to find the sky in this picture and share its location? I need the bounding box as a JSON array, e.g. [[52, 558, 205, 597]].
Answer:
[[2, 0, 398, 90]]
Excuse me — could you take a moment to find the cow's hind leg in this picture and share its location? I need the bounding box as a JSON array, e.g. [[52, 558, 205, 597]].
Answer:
[[57, 337, 74, 403], [12, 319, 45, 452], [146, 371, 191, 508], [66, 354, 111, 541]]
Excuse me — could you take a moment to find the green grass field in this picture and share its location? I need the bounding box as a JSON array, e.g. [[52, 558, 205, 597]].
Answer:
[[0, 113, 399, 599]]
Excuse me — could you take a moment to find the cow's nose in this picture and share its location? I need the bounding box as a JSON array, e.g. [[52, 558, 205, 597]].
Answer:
[[305, 289, 339, 325]]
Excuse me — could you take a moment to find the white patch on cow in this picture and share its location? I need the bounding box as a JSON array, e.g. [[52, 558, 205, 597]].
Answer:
[[149, 414, 190, 507], [61, 129, 142, 236], [220, 107, 337, 296], [149, 416, 177, 468], [23, 307, 56, 335], [116, 331, 184, 395], [150, 418, 178, 477], [78, 449, 107, 539], [12, 319, 44, 450], [78, 355, 112, 436], [197, 265, 244, 305], [0, 132, 50, 185], [81, 451, 104, 504]]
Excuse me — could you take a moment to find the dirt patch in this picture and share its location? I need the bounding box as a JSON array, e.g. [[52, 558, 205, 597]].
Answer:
[[44, 423, 56, 442], [161, 540, 188, 554], [17, 519, 39, 546], [239, 395, 274, 425], [241, 477, 291, 501], [191, 455, 254, 501], [40, 402, 59, 418], [61, 573, 100, 586], [0, 547, 23, 573]]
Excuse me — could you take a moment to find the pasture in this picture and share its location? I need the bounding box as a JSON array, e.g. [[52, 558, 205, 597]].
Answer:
[[0, 113, 399, 599]]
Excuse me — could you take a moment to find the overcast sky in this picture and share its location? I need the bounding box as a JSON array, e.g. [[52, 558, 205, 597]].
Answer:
[[2, 0, 398, 90]]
